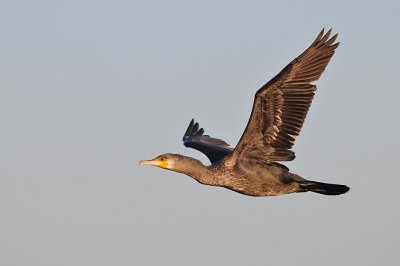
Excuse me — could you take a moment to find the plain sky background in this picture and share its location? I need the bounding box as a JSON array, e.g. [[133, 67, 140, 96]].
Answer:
[[1, 0, 400, 265]]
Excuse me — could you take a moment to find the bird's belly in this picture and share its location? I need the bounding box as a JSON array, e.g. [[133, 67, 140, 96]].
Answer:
[[221, 167, 299, 196]]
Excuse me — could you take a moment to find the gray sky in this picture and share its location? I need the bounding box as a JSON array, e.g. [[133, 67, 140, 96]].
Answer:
[[1, 0, 400, 265]]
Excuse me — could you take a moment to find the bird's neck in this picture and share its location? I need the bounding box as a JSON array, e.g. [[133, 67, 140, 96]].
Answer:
[[174, 156, 213, 184]]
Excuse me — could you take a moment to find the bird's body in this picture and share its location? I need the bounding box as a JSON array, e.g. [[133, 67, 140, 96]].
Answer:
[[153, 152, 346, 197], [187, 155, 304, 196], [140, 29, 350, 197]]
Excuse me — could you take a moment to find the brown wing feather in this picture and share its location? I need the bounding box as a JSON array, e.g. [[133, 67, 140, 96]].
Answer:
[[233, 29, 339, 163]]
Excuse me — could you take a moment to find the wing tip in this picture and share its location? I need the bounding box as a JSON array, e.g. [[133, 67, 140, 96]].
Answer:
[[183, 118, 195, 140], [313, 27, 339, 49], [183, 118, 205, 141]]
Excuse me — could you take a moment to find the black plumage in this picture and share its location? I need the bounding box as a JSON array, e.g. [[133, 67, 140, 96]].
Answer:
[[182, 119, 232, 164]]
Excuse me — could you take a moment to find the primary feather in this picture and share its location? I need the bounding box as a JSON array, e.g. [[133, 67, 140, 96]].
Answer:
[[233, 28, 339, 163]]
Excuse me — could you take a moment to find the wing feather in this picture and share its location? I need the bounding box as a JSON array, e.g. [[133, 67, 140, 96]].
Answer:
[[183, 119, 233, 164], [233, 29, 339, 163]]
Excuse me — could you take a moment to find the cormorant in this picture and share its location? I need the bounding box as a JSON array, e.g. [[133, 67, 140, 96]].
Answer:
[[140, 29, 349, 197]]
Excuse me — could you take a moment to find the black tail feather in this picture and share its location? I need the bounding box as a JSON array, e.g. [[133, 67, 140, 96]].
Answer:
[[299, 181, 350, 196]]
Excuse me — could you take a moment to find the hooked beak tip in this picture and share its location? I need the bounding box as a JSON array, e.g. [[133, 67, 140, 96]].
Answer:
[[139, 159, 156, 166]]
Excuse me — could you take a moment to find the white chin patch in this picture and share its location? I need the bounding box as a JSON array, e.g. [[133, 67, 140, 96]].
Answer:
[[166, 160, 176, 169]]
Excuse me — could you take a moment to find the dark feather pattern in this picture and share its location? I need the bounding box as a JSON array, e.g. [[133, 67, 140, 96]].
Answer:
[[183, 119, 233, 164], [233, 29, 339, 163], [141, 29, 349, 197], [182, 119, 290, 170]]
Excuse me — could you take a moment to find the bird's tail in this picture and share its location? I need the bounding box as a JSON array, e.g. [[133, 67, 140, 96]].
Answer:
[[298, 180, 350, 196]]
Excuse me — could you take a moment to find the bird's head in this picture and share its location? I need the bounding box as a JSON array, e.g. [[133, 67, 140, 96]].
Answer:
[[139, 153, 180, 170], [139, 153, 205, 175]]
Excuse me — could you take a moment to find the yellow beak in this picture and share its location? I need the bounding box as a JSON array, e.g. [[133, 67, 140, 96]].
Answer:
[[139, 159, 168, 168]]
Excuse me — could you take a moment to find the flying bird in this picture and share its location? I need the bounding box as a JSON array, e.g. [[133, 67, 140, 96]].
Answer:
[[140, 29, 349, 197]]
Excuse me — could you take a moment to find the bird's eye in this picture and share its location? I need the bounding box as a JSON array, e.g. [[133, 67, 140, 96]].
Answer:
[[160, 157, 165, 161]]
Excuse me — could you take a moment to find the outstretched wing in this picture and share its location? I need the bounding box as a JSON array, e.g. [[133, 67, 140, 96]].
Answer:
[[233, 29, 339, 163], [183, 119, 233, 164]]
